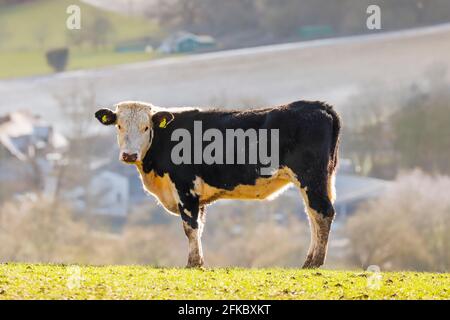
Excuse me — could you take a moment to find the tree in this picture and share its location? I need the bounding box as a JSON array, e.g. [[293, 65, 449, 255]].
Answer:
[[51, 85, 100, 206], [46, 48, 69, 72], [67, 14, 115, 49], [34, 24, 49, 49], [343, 170, 450, 271], [146, 0, 259, 36], [88, 14, 115, 49], [391, 65, 450, 174]]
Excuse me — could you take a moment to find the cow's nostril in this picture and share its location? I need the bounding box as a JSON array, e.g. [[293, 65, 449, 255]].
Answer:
[[122, 153, 138, 162]]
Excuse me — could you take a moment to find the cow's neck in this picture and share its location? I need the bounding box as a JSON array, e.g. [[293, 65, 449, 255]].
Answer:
[[136, 163, 150, 181], [135, 163, 162, 191], [135, 163, 179, 214], [141, 148, 154, 173]]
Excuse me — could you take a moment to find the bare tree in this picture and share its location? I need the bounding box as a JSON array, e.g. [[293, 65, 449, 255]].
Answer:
[[34, 24, 49, 49], [51, 84, 99, 204], [343, 170, 450, 271], [87, 14, 115, 49]]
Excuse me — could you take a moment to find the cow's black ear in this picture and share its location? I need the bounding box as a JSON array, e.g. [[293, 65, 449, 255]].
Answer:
[[152, 111, 174, 129], [95, 108, 116, 126]]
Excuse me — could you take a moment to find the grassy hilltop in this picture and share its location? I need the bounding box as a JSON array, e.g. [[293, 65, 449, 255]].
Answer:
[[0, 264, 448, 299], [0, 0, 162, 79]]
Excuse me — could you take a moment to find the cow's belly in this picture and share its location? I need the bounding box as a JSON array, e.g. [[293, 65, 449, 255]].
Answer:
[[222, 178, 292, 200], [193, 168, 295, 205], [137, 167, 296, 213]]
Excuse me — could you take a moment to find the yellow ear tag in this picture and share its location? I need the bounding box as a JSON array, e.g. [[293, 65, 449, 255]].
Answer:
[[101, 115, 108, 123], [159, 118, 167, 128]]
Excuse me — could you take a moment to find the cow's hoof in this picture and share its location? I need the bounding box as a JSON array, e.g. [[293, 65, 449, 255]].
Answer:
[[302, 259, 324, 269], [302, 254, 314, 269], [302, 254, 325, 269], [302, 263, 320, 269], [302, 262, 319, 269], [186, 257, 204, 268], [186, 263, 204, 268]]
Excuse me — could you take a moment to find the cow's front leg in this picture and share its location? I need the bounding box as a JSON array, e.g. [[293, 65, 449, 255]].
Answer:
[[179, 195, 206, 268]]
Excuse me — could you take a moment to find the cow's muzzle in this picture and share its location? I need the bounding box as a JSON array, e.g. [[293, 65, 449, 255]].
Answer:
[[121, 152, 138, 163]]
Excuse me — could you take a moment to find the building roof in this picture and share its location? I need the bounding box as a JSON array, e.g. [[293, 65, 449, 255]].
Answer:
[[0, 112, 35, 137], [158, 31, 216, 53], [334, 173, 390, 204], [0, 111, 67, 161]]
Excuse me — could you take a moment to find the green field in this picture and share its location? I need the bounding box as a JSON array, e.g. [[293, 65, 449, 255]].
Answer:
[[0, 49, 157, 79], [0, 264, 448, 299], [0, 0, 163, 79]]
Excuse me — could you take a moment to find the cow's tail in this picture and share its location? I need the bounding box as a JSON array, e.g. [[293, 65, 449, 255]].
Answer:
[[324, 104, 341, 203], [325, 104, 341, 175]]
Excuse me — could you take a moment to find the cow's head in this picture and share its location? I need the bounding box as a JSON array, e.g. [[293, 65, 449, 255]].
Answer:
[[95, 101, 174, 164]]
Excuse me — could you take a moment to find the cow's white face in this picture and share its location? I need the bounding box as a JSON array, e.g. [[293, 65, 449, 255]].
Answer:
[[95, 101, 174, 164]]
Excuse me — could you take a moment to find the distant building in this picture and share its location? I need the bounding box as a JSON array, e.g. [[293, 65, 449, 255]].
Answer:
[[0, 111, 67, 196], [297, 25, 334, 40], [92, 159, 148, 206], [62, 171, 129, 217], [88, 171, 129, 217], [158, 31, 216, 54], [64, 159, 148, 218], [333, 173, 389, 217]]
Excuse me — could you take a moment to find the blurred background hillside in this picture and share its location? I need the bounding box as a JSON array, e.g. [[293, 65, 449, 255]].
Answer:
[[0, 0, 449, 272], [2, 0, 450, 78]]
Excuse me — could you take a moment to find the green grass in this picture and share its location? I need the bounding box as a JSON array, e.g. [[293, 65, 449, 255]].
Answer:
[[0, 49, 157, 79], [0, 0, 163, 79], [0, 264, 448, 300], [0, 0, 160, 50]]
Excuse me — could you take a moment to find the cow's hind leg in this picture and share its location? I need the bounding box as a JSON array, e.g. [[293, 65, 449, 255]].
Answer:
[[301, 193, 334, 268], [293, 171, 336, 268], [179, 194, 206, 268]]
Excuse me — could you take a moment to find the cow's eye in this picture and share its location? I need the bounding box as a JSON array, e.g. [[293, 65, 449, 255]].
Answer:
[[144, 126, 149, 132], [118, 125, 121, 130]]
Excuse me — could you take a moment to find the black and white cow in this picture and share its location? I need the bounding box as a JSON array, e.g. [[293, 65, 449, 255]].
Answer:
[[95, 100, 341, 268]]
